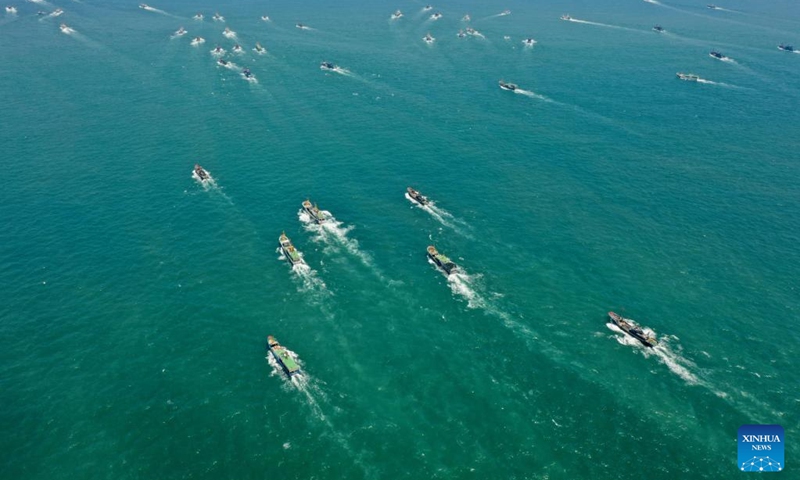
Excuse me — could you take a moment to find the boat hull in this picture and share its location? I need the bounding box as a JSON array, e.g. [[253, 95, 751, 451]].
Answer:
[[267, 339, 301, 377], [609, 312, 657, 348]]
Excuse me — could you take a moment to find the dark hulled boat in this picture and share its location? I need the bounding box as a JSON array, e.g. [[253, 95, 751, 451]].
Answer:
[[608, 312, 657, 348], [193, 164, 210, 181], [407, 187, 429, 206], [427, 246, 459, 275], [499, 80, 518, 91]]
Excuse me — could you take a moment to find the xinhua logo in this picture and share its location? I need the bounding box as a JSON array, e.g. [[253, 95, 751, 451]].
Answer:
[[738, 425, 784, 472]]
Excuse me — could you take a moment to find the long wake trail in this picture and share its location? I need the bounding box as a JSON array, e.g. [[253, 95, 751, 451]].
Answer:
[[265, 354, 378, 479], [406, 193, 472, 237]]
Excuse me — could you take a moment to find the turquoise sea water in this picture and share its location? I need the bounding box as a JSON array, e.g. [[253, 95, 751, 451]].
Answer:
[[2, 0, 799, 478]]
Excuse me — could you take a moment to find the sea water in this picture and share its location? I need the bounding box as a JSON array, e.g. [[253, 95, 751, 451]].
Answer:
[[1, 0, 798, 478]]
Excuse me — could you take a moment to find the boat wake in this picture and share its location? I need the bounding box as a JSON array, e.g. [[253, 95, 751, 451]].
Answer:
[[514, 88, 554, 102], [444, 270, 485, 309], [265, 352, 327, 421], [566, 18, 642, 33], [294, 262, 327, 294], [141, 5, 176, 18], [276, 245, 328, 294], [331, 66, 353, 77], [606, 323, 700, 385], [299, 210, 376, 271], [405, 193, 471, 236], [218, 61, 240, 71], [265, 351, 376, 477]]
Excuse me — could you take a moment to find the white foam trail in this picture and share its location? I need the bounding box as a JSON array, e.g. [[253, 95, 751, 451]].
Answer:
[[294, 262, 327, 293], [265, 352, 327, 421], [218, 61, 240, 71], [694, 78, 744, 89], [444, 269, 485, 309], [193, 172, 233, 203], [299, 210, 376, 271], [567, 18, 641, 33], [332, 67, 353, 77], [515, 88, 554, 102], [606, 323, 700, 385], [405, 193, 471, 236]]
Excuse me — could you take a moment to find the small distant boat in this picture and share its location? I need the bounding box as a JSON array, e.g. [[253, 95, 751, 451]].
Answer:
[[5, 5, 17, 13], [391, 10, 403, 20], [462, 14, 471, 22], [193, 164, 210, 181], [608, 312, 657, 348], [190, 36, 205, 46], [427, 246, 459, 275], [212, 12, 223, 21], [423, 32, 435, 44], [320, 61, 336, 71], [59, 23, 70, 33], [193, 13, 203, 20], [267, 335, 302, 377], [500, 9, 511, 16], [278, 232, 305, 266], [709, 50, 728, 60], [223, 26, 235, 38], [561, 14, 572, 20], [174, 27, 187, 36], [423, 5, 432, 11], [261, 15, 270, 22], [707, 4, 719, 9], [232, 44, 243, 53], [139, 3, 149, 9], [430, 12, 442, 20], [407, 187, 429, 206], [253, 42, 266, 54], [241, 68, 256, 81], [778, 44, 795, 52], [676, 72, 700, 81], [302, 200, 327, 224], [52, 8, 63, 16], [522, 38, 537, 47], [653, 25, 664, 32], [296, 23, 309, 30], [499, 80, 518, 91]]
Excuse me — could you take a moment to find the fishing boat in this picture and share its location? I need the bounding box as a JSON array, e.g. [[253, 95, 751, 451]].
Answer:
[[499, 80, 518, 91], [266, 335, 301, 377], [302, 200, 327, 224], [278, 232, 305, 266], [676, 72, 700, 81], [427, 246, 459, 275], [407, 187, 429, 206], [608, 312, 657, 348], [193, 164, 210, 181]]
